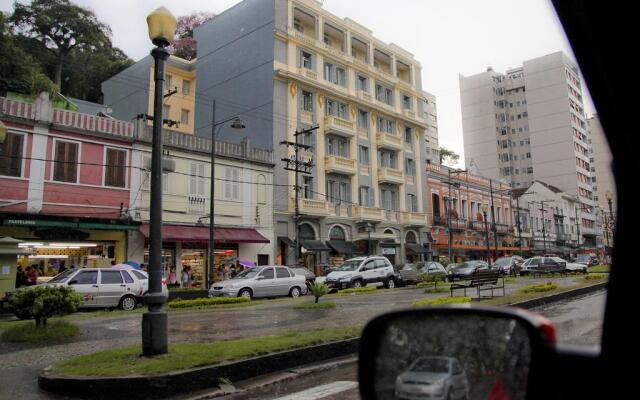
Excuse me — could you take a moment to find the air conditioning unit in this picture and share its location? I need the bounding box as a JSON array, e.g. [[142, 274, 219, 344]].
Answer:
[[143, 157, 176, 172]]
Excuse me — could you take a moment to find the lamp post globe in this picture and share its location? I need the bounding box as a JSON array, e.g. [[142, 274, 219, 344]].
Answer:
[[147, 7, 177, 47]]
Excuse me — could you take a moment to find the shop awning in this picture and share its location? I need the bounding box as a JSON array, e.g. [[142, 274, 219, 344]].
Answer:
[[139, 224, 270, 243], [327, 240, 362, 255], [406, 243, 429, 254], [299, 240, 331, 252]]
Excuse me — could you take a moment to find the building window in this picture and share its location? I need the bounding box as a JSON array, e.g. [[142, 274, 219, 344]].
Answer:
[[357, 75, 368, 92], [405, 158, 416, 176], [257, 174, 267, 204], [301, 50, 313, 69], [303, 176, 313, 199], [324, 62, 346, 86], [329, 225, 346, 241], [357, 109, 368, 129], [359, 146, 369, 165], [402, 94, 412, 109], [377, 117, 394, 134], [105, 148, 127, 188], [302, 90, 313, 112], [325, 98, 347, 119], [381, 188, 399, 211], [53, 140, 78, 183], [223, 167, 240, 200], [182, 80, 190, 95], [0, 132, 24, 177], [162, 105, 170, 120], [189, 163, 206, 195], [359, 186, 375, 207], [407, 194, 418, 212], [327, 179, 351, 204], [164, 74, 172, 91], [404, 127, 413, 144], [378, 150, 397, 169], [181, 109, 190, 125], [327, 136, 349, 157], [375, 84, 393, 105]]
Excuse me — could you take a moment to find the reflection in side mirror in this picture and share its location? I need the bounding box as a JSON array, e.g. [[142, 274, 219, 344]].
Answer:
[[359, 306, 556, 400]]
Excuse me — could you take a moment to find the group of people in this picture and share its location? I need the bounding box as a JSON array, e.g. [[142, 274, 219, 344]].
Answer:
[[166, 266, 193, 288], [15, 265, 42, 287]]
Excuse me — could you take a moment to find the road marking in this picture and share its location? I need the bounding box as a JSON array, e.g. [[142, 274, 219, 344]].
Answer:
[[273, 381, 358, 400]]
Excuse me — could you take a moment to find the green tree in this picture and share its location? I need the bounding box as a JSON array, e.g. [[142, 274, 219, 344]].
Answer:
[[309, 282, 330, 304], [10, 0, 111, 88], [11, 285, 83, 327], [0, 12, 43, 93], [439, 146, 460, 167]]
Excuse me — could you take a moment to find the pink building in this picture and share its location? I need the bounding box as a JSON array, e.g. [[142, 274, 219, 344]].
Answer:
[[0, 93, 137, 268]]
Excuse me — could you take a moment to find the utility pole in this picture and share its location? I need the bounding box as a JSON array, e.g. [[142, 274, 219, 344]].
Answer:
[[513, 191, 535, 257], [489, 179, 498, 261], [531, 200, 553, 254], [575, 206, 581, 255], [281, 125, 318, 265]]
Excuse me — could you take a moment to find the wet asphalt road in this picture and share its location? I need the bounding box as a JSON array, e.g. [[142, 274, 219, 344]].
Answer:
[[229, 290, 607, 400], [0, 279, 605, 399]]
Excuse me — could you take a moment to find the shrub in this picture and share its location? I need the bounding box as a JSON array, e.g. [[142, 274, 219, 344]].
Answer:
[[417, 273, 447, 283], [338, 286, 377, 295], [519, 282, 558, 294], [11, 285, 83, 327], [309, 282, 330, 304], [167, 297, 250, 309], [584, 274, 607, 281], [413, 297, 471, 307]]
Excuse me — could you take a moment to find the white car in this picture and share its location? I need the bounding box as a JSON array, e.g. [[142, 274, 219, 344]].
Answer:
[[127, 269, 170, 298], [395, 356, 469, 400], [45, 268, 144, 311], [324, 256, 396, 290], [208, 266, 306, 299], [553, 257, 588, 273]]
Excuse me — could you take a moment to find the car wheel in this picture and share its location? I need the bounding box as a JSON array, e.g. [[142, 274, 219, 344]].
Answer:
[[351, 280, 363, 289], [290, 286, 301, 298], [385, 278, 396, 289], [239, 288, 253, 299], [119, 295, 137, 311]]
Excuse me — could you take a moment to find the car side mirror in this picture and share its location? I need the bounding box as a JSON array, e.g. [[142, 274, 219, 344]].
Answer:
[[358, 306, 557, 400], [68, 280, 78, 285]]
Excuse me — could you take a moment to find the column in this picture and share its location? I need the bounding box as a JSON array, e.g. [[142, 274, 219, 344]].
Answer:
[[345, 30, 352, 56], [390, 54, 397, 77]]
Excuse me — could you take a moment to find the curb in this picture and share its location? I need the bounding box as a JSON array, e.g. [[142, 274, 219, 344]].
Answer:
[[509, 282, 607, 309], [38, 338, 359, 399], [38, 282, 606, 399]]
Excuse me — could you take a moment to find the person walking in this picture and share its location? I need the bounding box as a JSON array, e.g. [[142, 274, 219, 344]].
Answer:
[[181, 266, 190, 288], [26, 266, 39, 286], [168, 267, 178, 288]]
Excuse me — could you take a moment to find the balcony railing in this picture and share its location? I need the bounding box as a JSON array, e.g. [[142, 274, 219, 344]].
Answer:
[[402, 109, 416, 119], [325, 155, 357, 175], [188, 195, 207, 214], [298, 198, 330, 216], [298, 67, 318, 80], [400, 212, 427, 226], [494, 224, 511, 234], [291, 29, 317, 47], [385, 210, 400, 223], [356, 90, 372, 102], [377, 167, 404, 184], [353, 205, 385, 221], [470, 220, 487, 231], [376, 132, 403, 150], [325, 115, 355, 137]]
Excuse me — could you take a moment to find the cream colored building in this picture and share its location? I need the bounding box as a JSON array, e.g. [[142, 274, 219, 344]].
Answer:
[[127, 122, 275, 288], [587, 114, 616, 213]]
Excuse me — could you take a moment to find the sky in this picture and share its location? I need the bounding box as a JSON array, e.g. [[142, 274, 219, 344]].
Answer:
[[0, 0, 595, 169]]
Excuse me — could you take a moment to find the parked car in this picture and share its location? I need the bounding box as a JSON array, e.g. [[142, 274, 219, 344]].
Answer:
[[289, 266, 316, 294], [447, 260, 489, 281], [520, 257, 566, 275], [44, 268, 144, 311], [394, 264, 419, 286], [325, 256, 396, 290], [417, 261, 448, 281], [208, 266, 305, 299], [445, 263, 460, 275], [125, 269, 169, 299], [493, 256, 524, 276], [574, 254, 600, 267], [394, 356, 469, 400], [553, 257, 588, 273]]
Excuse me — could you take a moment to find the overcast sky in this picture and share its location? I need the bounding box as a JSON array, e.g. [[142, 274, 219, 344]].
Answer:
[[1, 0, 595, 168]]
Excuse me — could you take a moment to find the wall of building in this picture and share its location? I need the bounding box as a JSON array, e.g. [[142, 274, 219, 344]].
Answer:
[[102, 56, 153, 122], [588, 114, 616, 212]]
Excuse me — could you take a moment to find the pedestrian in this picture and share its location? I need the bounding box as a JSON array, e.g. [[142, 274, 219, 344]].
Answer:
[[58, 261, 67, 274], [181, 266, 190, 288], [168, 267, 178, 288], [26, 265, 38, 286], [218, 265, 225, 281], [15, 266, 26, 288], [140, 263, 147, 272]]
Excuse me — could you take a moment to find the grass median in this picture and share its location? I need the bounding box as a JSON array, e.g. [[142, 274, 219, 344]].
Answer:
[[49, 327, 361, 377], [1, 320, 80, 343], [294, 301, 337, 310], [413, 297, 471, 307]]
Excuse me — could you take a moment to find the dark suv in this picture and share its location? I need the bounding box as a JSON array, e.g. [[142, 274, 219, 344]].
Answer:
[[493, 256, 524, 276]]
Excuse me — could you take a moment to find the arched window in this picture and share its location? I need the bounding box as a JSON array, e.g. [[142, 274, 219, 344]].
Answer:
[[329, 225, 346, 241], [384, 229, 394, 235], [257, 175, 266, 204], [406, 231, 417, 243], [299, 223, 316, 240]]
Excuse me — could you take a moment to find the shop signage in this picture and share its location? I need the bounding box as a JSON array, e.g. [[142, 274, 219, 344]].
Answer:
[[381, 247, 396, 255], [3, 219, 138, 231]]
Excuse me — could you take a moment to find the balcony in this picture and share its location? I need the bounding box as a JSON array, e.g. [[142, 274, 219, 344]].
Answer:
[[325, 115, 355, 137], [450, 219, 468, 230], [400, 212, 427, 226], [402, 109, 416, 119], [188, 195, 207, 214], [298, 198, 330, 217], [377, 167, 404, 184], [405, 175, 415, 186], [385, 210, 400, 223], [494, 224, 512, 234], [298, 67, 318, 81], [353, 205, 385, 222], [470, 220, 487, 231], [433, 215, 446, 227], [376, 132, 403, 150], [290, 29, 317, 47], [325, 155, 357, 175], [555, 233, 572, 243], [356, 90, 372, 102]]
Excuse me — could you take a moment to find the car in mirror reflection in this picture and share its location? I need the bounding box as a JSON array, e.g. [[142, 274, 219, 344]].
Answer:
[[395, 356, 469, 400]]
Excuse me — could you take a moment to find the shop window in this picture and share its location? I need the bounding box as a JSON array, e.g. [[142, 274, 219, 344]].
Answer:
[[329, 225, 346, 240], [105, 148, 127, 188], [299, 223, 316, 240], [53, 140, 78, 183], [0, 132, 24, 177]]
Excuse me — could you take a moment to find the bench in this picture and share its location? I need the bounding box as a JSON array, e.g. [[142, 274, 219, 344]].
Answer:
[[450, 270, 505, 298]]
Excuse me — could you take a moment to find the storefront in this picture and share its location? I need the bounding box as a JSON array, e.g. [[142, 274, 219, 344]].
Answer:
[[405, 243, 429, 263], [138, 224, 269, 288]]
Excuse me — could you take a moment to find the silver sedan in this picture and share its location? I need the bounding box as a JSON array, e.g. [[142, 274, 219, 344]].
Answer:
[[208, 266, 306, 299]]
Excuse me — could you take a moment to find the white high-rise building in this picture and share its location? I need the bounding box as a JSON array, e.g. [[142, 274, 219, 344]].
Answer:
[[460, 51, 597, 245]]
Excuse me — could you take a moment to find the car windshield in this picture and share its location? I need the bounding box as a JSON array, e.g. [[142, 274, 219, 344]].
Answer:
[[459, 262, 478, 269], [410, 358, 450, 373], [494, 258, 511, 266], [335, 260, 362, 271], [46, 269, 76, 283], [232, 269, 259, 279]]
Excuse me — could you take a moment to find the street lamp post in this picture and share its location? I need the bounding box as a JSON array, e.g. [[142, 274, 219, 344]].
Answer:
[[446, 168, 467, 265], [482, 205, 491, 266], [365, 223, 373, 255], [143, 6, 177, 357], [207, 100, 245, 288]]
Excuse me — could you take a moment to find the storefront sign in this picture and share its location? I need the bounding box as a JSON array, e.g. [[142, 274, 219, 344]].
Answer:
[[3, 219, 138, 231], [381, 247, 396, 255]]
